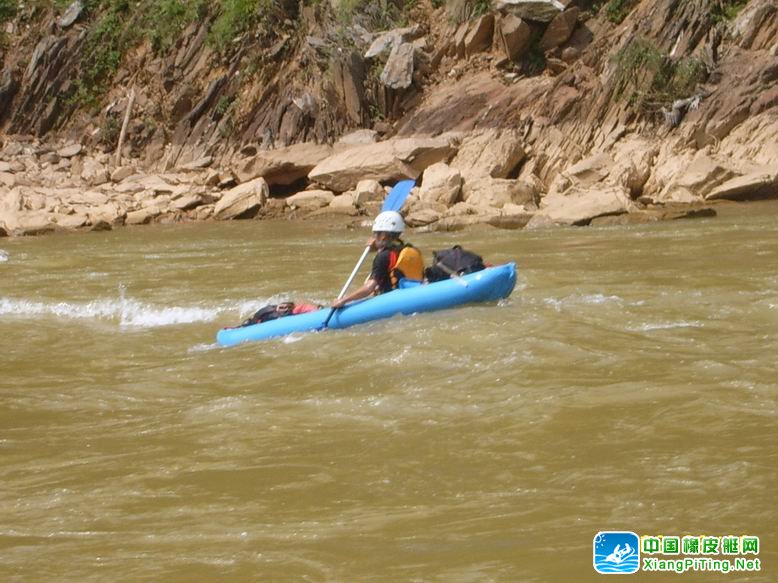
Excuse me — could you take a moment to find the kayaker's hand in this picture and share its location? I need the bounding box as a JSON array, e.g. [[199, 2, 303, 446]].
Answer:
[[332, 298, 346, 309], [367, 237, 378, 251]]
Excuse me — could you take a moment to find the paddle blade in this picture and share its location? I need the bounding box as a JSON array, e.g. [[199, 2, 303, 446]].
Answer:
[[382, 179, 415, 212]]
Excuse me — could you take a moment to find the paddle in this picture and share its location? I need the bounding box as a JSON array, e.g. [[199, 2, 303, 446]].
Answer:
[[321, 179, 416, 329]]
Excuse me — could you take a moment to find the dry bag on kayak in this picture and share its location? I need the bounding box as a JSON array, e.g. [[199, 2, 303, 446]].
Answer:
[[425, 245, 486, 282]]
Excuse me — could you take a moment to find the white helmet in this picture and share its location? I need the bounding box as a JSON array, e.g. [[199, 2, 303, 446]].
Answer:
[[372, 210, 405, 233]]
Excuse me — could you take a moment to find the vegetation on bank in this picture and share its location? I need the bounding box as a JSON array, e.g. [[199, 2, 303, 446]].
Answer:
[[612, 37, 707, 116], [0, 0, 17, 45], [599, 0, 639, 25], [711, 0, 748, 23]]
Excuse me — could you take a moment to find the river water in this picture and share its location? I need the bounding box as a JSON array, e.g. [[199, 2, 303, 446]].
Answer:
[[1, 203, 776, 581]]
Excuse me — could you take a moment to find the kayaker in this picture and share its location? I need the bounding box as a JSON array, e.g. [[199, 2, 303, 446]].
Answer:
[[236, 301, 319, 328], [331, 211, 424, 309]]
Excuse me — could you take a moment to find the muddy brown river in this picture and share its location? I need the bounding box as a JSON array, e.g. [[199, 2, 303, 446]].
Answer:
[[1, 202, 776, 581]]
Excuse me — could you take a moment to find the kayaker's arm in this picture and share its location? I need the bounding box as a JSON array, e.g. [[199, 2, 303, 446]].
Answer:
[[332, 279, 379, 309]]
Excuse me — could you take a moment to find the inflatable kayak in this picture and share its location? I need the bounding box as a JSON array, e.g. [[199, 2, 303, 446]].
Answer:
[[217, 262, 517, 346]]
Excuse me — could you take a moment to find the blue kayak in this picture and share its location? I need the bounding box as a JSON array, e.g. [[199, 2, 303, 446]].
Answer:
[[216, 262, 517, 346]]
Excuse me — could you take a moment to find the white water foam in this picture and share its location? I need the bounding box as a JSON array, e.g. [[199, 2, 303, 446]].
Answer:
[[0, 289, 325, 329], [0, 284, 329, 329], [0, 296, 222, 328], [628, 321, 704, 332], [542, 293, 624, 311], [0, 250, 8, 263]]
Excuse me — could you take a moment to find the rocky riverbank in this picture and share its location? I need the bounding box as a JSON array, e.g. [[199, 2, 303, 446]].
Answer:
[[2, 1, 778, 238], [0, 127, 739, 237]]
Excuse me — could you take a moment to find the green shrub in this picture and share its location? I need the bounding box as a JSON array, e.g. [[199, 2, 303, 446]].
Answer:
[[337, 0, 405, 28], [209, 0, 270, 53], [72, 0, 132, 107], [711, 0, 747, 24], [0, 0, 17, 23], [146, 0, 207, 54], [612, 37, 708, 115], [603, 0, 638, 24]]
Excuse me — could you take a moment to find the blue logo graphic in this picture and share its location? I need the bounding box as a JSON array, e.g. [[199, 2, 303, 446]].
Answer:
[[594, 531, 640, 574]]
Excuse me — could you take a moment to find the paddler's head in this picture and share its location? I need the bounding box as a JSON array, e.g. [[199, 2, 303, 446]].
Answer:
[[372, 211, 404, 250]]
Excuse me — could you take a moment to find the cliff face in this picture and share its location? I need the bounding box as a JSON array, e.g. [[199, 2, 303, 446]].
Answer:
[[1, 0, 777, 235]]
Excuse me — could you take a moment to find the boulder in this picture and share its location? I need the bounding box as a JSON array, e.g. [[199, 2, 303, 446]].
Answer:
[[450, 129, 525, 179], [353, 179, 385, 205], [137, 175, 187, 196], [0, 172, 15, 188], [380, 42, 415, 90], [71, 190, 109, 206], [365, 25, 422, 58], [89, 220, 113, 232], [561, 46, 580, 63], [434, 214, 498, 231], [5, 211, 57, 236], [329, 193, 355, 208], [453, 22, 469, 59], [195, 204, 215, 221], [58, 1, 84, 28], [40, 152, 60, 166], [590, 207, 717, 226], [308, 136, 456, 192], [419, 163, 463, 206], [444, 202, 482, 217], [0, 161, 13, 173], [609, 138, 659, 198], [705, 171, 778, 201], [406, 208, 442, 227], [110, 166, 135, 182], [80, 158, 109, 186], [337, 130, 379, 146], [286, 189, 334, 210], [52, 212, 88, 229], [496, 0, 566, 23], [171, 194, 203, 211], [179, 156, 213, 171], [538, 8, 579, 51], [550, 152, 613, 196], [499, 15, 533, 61], [57, 143, 82, 158], [143, 195, 172, 211], [464, 14, 495, 58], [88, 203, 125, 225], [463, 177, 538, 209], [655, 155, 736, 203], [235, 142, 333, 185], [308, 205, 360, 217], [214, 177, 269, 219], [113, 181, 145, 194], [3, 142, 23, 157], [527, 184, 636, 227], [125, 207, 161, 225], [487, 211, 534, 230], [408, 199, 448, 215], [22, 192, 47, 211], [203, 169, 220, 187]]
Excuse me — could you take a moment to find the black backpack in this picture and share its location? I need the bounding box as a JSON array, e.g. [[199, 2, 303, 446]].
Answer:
[[240, 305, 283, 327], [425, 245, 486, 282]]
